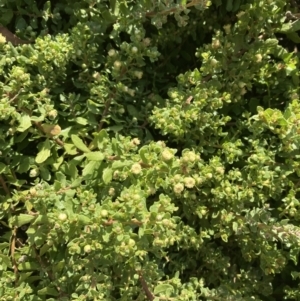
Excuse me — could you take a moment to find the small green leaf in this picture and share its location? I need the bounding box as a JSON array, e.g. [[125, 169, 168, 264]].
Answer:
[[110, 0, 119, 16], [93, 130, 109, 150], [40, 166, 51, 181], [82, 161, 100, 177], [0, 9, 14, 25], [154, 284, 174, 295], [232, 221, 238, 233], [87, 99, 101, 113], [18, 261, 40, 271], [71, 177, 82, 188], [71, 135, 91, 153], [17, 115, 31, 132], [0, 242, 9, 250], [286, 32, 300, 43], [232, 0, 241, 12], [139, 146, 149, 164], [0, 254, 12, 268], [108, 125, 123, 132], [103, 168, 113, 184], [226, 0, 233, 11], [16, 157, 30, 173], [78, 215, 91, 224], [127, 105, 139, 118], [112, 161, 131, 169], [35, 139, 51, 164], [279, 19, 300, 33], [85, 151, 105, 161], [53, 261, 65, 273], [37, 286, 59, 296], [221, 234, 228, 242], [11, 214, 36, 227], [0, 162, 7, 173], [64, 143, 78, 155], [75, 117, 88, 125], [39, 244, 51, 256]]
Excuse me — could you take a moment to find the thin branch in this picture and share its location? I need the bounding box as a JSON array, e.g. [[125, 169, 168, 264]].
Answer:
[[0, 26, 31, 46], [0, 175, 11, 196], [137, 270, 155, 301]]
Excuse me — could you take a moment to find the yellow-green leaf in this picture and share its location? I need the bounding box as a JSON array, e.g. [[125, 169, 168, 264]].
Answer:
[[10, 214, 36, 227], [17, 115, 31, 132], [71, 134, 91, 153], [35, 139, 51, 164], [103, 167, 113, 184], [85, 151, 105, 161]]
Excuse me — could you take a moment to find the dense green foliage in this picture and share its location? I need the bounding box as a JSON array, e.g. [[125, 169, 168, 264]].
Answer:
[[1, 0, 300, 300]]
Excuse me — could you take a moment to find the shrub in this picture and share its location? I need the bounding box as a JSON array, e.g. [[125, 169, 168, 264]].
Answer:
[[1, 0, 300, 300]]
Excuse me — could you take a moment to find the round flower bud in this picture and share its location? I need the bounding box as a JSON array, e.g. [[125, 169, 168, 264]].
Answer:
[[118, 107, 125, 114], [8, 128, 15, 135], [161, 149, 174, 161], [225, 187, 231, 193], [133, 71, 143, 79], [48, 109, 58, 120], [184, 177, 196, 188], [173, 183, 184, 194], [131, 138, 140, 146], [156, 214, 163, 221], [210, 59, 218, 66], [238, 82, 245, 88], [236, 11, 245, 18], [128, 239, 135, 247], [206, 173, 213, 179], [114, 60, 122, 69], [84, 245, 92, 253], [215, 167, 224, 175], [200, 208, 207, 216], [128, 89, 135, 97], [93, 72, 100, 80], [143, 38, 151, 46], [187, 151, 197, 162], [223, 24, 231, 34], [58, 213, 68, 221], [212, 39, 220, 49], [29, 187, 37, 196], [29, 168, 39, 178], [100, 209, 108, 217], [131, 46, 138, 53], [108, 49, 116, 56], [168, 90, 178, 99], [162, 219, 170, 227], [131, 163, 142, 174], [255, 54, 262, 62], [108, 188, 115, 196]]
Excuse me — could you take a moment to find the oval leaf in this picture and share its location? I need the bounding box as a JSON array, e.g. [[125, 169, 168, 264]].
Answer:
[[154, 284, 174, 295], [102, 168, 113, 184], [35, 139, 51, 164], [71, 134, 91, 153], [17, 115, 31, 132], [13, 214, 36, 227], [85, 151, 105, 161]]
